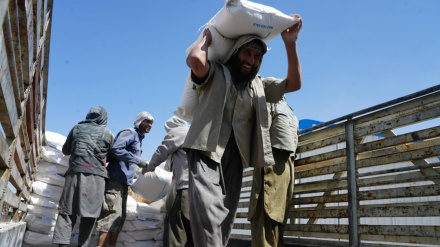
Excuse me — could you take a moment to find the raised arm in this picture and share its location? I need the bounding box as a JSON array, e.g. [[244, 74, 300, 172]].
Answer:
[[186, 28, 212, 80], [281, 14, 303, 93]]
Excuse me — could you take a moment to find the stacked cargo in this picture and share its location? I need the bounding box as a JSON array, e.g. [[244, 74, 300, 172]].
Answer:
[[22, 132, 69, 246], [22, 131, 168, 247]]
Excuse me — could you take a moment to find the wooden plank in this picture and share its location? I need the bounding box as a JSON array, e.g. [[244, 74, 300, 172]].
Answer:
[[7, 0, 26, 101], [357, 144, 440, 170], [358, 184, 440, 201], [293, 193, 348, 205], [19, 115, 31, 161], [358, 225, 440, 238], [354, 91, 440, 128], [355, 104, 440, 138], [288, 207, 348, 219], [359, 203, 440, 217], [359, 161, 439, 178], [18, 199, 27, 212], [2, 185, 20, 208], [0, 28, 19, 138], [294, 177, 348, 194], [286, 224, 349, 234], [292, 182, 440, 205], [8, 158, 24, 193], [297, 132, 346, 154], [361, 233, 440, 245], [13, 135, 28, 174], [25, 0, 34, 77], [357, 126, 440, 153], [359, 169, 440, 188], [0, 128, 9, 169], [295, 149, 346, 166], [16, 0, 30, 86], [3, 4, 23, 118], [285, 230, 349, 241], [295, 156, 346, 173], [296, 160, 346, 180], [299, 123, 346, 145]]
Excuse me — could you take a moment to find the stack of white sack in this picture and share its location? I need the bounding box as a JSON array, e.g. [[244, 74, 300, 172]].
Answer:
[[174, 0, 301, 121], [84, 195, 166, 247], [23, 131, 168, 247], [23, 131, 71, 246]]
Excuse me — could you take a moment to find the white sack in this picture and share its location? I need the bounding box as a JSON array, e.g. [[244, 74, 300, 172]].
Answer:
[[41, 145, 69, 167], [32, 180, 63, 200], [23, 231, 56, 247], [124, 241, 156, 247], [117, 231, 136, 243], [149, 197, 167, 213], [121, 220, 135, 231], [29, 193, 59, 209], [24, 214, 56, 234], [27, 204, 58, 219], [173, 73, 198, 123], [131, 218, 161, 230], [37, 160, 69, 175], [125, 229, 158, 241], [126, 202, 163, 222], [211, 0, 300, 42], [132, 167, 172, 202], [154, 227, 164, 241], [35, 170, 65, 187], [45, 131, 67, 151]]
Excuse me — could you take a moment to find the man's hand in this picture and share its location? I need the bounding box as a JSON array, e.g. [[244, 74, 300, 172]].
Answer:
[[281, 14, 302, 45], [139, 158, 149, 168], [146, 164, 156, 172]]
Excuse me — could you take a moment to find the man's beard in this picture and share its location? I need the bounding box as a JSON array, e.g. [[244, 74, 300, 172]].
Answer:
[[228, 54, 260, 85]]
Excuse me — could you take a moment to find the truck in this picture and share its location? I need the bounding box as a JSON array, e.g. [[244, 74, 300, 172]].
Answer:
[[1, 1, 439, 246]]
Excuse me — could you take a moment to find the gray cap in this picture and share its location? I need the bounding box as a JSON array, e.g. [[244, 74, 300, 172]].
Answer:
[[133, 111, 154, 128]]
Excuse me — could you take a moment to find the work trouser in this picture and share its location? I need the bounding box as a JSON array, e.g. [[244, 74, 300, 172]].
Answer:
[[188, 135, 243, 247]]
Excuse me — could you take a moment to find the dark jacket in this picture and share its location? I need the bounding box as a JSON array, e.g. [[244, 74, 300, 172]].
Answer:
[[62, 105, 114, 178], [106, 127, 144, 186]]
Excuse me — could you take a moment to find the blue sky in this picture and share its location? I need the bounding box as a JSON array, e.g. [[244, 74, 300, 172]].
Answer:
[[46, 0, 440, 160]]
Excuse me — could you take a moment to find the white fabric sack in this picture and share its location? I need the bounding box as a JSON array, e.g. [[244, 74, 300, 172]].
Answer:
[[125, 206, 139, 221], [137, 202, 162, 216], [173, 72, 198, 123], [121, 220, 136, 231], [185, 25, 235, 62], [45, 131, 67, 151], [32, 180, 63, 200], [132, 167, 172, 202], [29, 193, 59, 209], [27, 204, 58, 219], [35, 170, 65, 187], [41, 145, 69, 167], [124, 241, 156, 247], [154, 227, 164, 241], [37, 160, 69, 175], [125, 195, 141, 220], [149, 197, 167, 213], [131, 218, 161, 230], [117, 231, 136, 243], [125, 229, 158, 241], [210, 0, 300, 42], [24, 214, 56, 234], [23, 231, 56, 247]]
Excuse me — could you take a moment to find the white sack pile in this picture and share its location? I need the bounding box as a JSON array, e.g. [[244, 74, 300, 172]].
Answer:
[[22, 131, 167, 247]]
